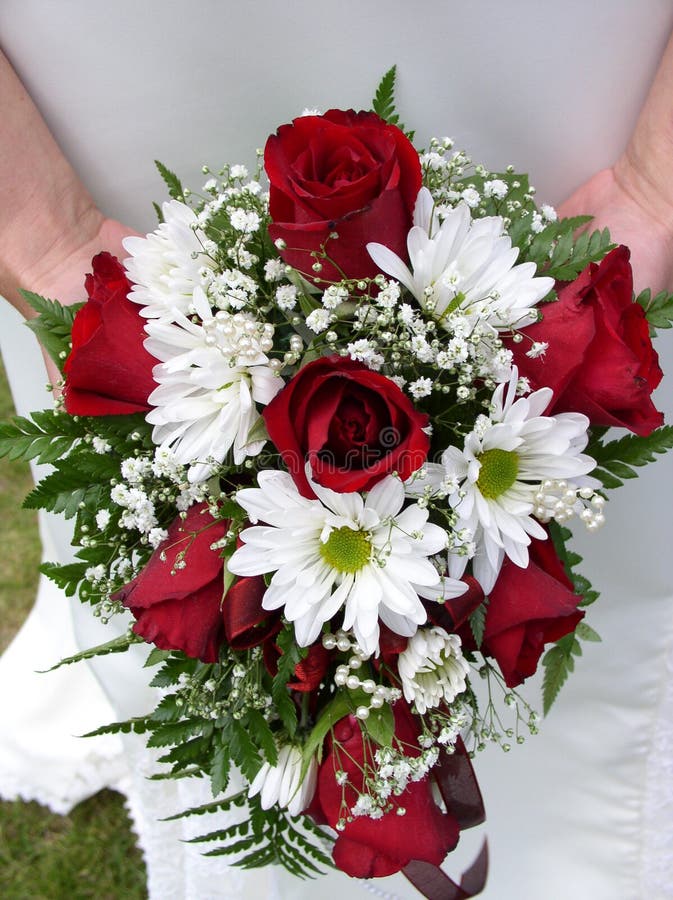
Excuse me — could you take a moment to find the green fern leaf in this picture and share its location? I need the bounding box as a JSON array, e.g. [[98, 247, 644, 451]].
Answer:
[[21, 292, 83, 370], [590, 425, 673, 489], [636, 287, 673, 333], [372, 65, 398, 121], [155, 160, 185, 200], [38, 631, 143, 672]]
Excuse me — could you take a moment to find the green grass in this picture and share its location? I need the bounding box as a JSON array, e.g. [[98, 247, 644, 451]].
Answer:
[[0, 360, 147, 899], [0, 362, 41, 652]]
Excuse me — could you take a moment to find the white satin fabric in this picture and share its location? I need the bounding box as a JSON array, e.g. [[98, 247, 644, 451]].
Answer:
[[1, 2, 673, 897]]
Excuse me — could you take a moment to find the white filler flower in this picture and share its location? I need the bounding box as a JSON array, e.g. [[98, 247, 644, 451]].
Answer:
[[124, 199, 215, 319], [228, 470, 466, 656], [367, 187, 553, 330], [398, 627, 470, 714], [248, 745, 317, 817], [144, 287, 282, 482], [421, 369, 595, 592]]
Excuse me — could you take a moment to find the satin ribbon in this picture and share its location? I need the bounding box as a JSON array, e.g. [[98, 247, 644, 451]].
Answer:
[[402, 738, 488, 898]]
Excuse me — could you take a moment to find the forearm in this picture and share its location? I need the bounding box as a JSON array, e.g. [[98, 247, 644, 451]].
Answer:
[[616, 31, 673, 230], [0, 49, 103, 313]]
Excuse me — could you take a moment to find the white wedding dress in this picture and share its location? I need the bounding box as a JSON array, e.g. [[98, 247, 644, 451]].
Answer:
[[1, 2, 673, 897]]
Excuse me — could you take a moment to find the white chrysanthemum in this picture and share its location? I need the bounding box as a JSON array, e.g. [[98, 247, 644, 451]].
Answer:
[[414, 369, 595, 592], [123, 199, 215, 319], [367, 187, 553, 330], [144, 287, 282, 482], [228, 470, 467, 656], [248, 745, 317, 817], [398, 627, 470, 714]]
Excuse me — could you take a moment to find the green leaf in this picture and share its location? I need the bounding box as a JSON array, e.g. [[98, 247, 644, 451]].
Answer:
[[150, 694, 182, 723], [372, 65, 398, 122], [590, 425, 673, 490], [226, 720, 263, 782], [144, 648, 173, 668], [38, 631, 143, 672], [301, 689, 355, 780], [244, 416, 269, 447], [370, 64, 414, 141], [197, 799, 333, 878], [155, 160, 185, 200], [161, 792, 247, 822], [209, 743, 232, 797], [245, 708, 278, 766], [547, 520, 600, 608], [0, 410, 84, 464], [469, 598, 489, 648], [202, 836, 257, 856], [187, 820, 250, 844], [272, 626, 303, 737], [541, 633, 581, 715], [636, 287, 673, 333], [39, 561, 88, 597], [364, 702, 394, 748], [159, 734, 214, 769], [81, 716, 153, 738], [21, 292, 83, 370], [147, 719, 212, 749], [23, 451, 119, 517], [525, 216, 590, 269], [150, 655, 203, 688], [575, 622, 601, 643]]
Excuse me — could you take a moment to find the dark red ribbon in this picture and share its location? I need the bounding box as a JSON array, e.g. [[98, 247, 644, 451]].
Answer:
[[403, 840, 488, 900], [402, 737, 488, 898]]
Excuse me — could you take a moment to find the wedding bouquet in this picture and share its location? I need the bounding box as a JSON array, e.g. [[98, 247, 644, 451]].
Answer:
[[3, 69, 672, 897]]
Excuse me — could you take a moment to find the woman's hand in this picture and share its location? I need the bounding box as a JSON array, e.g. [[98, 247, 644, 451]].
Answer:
[[559, 31, 673, 295], [23, 216, 137, 308], [558, 162, 673, 295]]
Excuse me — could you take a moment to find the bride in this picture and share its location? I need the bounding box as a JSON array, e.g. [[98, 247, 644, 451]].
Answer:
[[1, 2, 672, 897]]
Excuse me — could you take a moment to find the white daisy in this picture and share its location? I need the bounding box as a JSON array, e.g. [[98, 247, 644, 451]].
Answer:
[[398, 627, 470, 714], [248, 745, 317, 817], [123, 199, 215, 319], [227, 470, 466, 656], [144, 287, 282, 483], [367, 187, 553, 330], [413, 369, 595, 593]]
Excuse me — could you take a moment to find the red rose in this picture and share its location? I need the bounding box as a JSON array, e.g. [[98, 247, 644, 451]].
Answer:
[[114, 504, 277, 663], [479, 536, 584, 687], [511, 246, 663, 436], [63, 252, 157, 416], [307, 705, 460, 878], [263, 355, 429, 496], [265, 109, 422, 284], [115, 503, 228, 662]]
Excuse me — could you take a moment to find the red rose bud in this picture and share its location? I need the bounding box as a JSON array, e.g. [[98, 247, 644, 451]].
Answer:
[[63, 252, 158, 415], [263, 355, 429, 497], [287, 642, 331, 692], [115, 504, 276, 663], [478, 536, 584, 688], [511, 246, 663, 436], [114, 503, 228, 662], [308, 704, 460, 878], [222, 576, 281, 650], [265, 109, 421, 285]]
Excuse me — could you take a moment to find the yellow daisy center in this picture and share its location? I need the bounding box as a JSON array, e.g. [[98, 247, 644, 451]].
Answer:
[[320, 526, 372, 574], [476, 448, 519, 499]]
